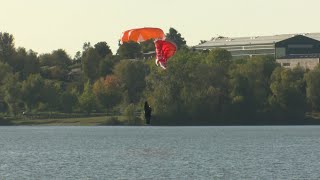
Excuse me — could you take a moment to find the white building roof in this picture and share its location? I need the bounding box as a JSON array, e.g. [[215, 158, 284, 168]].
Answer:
[[194, 33, 320, 49]]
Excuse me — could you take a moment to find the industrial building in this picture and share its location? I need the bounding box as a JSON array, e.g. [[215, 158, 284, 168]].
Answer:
[[194, 33, 320, 69]]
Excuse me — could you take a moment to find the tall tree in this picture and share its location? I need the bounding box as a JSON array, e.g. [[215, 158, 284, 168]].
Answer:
[[0, 32, 15, 62], [82, 47, 102, 82], [79, 81, 96, 114], [74, 51, 82, 62], [165, 27, 187, 50], [94, 41, 112, 58], [22, 50, 40, 80], [9, 47, 25, 73], [83, 42, 91, 52]]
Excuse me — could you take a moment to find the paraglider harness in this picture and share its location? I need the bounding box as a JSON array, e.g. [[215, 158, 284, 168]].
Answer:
[[144, 102, 152, 125]]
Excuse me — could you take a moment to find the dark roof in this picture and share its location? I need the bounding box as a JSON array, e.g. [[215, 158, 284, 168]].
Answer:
[[194, 33, 320, 49]]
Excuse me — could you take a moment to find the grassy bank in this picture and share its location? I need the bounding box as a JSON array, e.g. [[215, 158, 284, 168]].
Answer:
[[9, 116, 135, 126], [12, 116, 108, 126]]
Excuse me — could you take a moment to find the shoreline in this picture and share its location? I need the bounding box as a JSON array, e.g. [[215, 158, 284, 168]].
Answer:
[[1, 117, 320, 126]]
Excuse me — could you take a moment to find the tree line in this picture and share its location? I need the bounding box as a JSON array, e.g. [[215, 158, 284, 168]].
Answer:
[[0, 29, 320, 125]]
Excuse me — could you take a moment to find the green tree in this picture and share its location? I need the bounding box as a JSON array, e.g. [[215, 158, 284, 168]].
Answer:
[[82, 47, 102, 82], [0, 62, 13, 84], [21, 74, 45, 111], [228, 56, 278, 123], [94, 41, 112, 58], [21, 75, 61, 112], [0, 62, 14, 114], [92, 78, 107, 109], [117, 42, 142, 59], [42, 80, 61, 111], [205, 48, 232, 64], [83, 42, 91, 52], [39, 49, 71, 81], [269, 67, 307, 122], [140, 39, 155, 53], [8, 48, 40, 80], [305, 65, 320, 111], [39, 49, 71, 68], [146, 50, 223, 124], [60, 89, 78, 113], [165, 27, 187, 50], [93, 75, 122, 109], [10, 48, 40, 80], [22, 50, 40, 80], [113, 60, 149, 103], [2, 74, 22, 115], [8, 47, 25, 73], [74, 51, 82, 62], [79, 81, 96, 114], [103, 75, 122, 108], [98, 56, 118, 78], [124, 103, 141, 125], [0, 32, 15, 62]]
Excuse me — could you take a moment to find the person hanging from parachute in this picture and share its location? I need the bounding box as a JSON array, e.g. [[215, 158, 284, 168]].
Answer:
[[144, 101, 152, 125], [120, 27, 177, 69]]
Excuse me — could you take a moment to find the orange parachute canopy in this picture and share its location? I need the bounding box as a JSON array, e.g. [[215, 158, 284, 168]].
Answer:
[[154, 40, 177, 69], [120, 27, 165, 43]]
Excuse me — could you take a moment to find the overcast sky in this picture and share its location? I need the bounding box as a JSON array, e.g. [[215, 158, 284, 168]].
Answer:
[[1, 0, 319, 57]]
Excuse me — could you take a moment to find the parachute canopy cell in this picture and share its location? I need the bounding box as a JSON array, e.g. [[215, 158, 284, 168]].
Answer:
[[155, 40, 177, 69], [120, 28, 165, 43]]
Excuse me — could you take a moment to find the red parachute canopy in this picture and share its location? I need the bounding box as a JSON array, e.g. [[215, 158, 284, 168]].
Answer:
[[120, 27, 165, 43], [154, 40, 177, 69]]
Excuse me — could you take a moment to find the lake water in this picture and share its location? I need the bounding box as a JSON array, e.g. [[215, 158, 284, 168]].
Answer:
[[1, 126, 320, 179]]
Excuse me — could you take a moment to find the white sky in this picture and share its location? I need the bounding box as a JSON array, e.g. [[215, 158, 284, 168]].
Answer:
[[0, 0, 319, 57]]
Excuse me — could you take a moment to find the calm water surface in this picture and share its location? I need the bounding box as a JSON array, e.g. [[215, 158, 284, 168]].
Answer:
[[1, 126, 320, 179]]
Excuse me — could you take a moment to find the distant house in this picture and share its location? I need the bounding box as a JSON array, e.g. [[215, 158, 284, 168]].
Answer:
[[194, 33, 320, 69], [276, 54, 320, 70], [66, 60, 83, 81], [142, 51, 156, 60], [68, 67, 82, 81]]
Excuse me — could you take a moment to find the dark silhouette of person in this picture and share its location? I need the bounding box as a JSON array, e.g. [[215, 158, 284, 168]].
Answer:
[[144, 101, 152, 125]]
